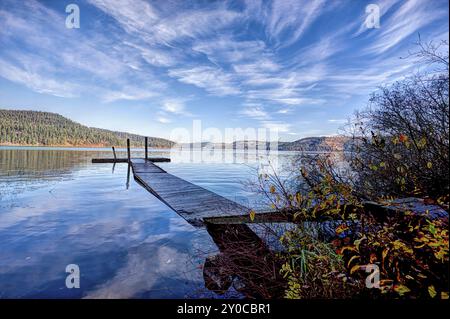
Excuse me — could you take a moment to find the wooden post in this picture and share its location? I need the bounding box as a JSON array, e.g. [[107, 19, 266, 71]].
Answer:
[[112, 146, 117, 161], [145, 137, 148, 161], [127, 138, 131, 163]]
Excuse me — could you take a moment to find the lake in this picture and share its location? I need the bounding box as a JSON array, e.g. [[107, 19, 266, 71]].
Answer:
[[0, 147, 296, 298]]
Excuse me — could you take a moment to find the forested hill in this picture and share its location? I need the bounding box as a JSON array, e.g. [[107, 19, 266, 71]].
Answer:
[[0, 109, 175, 148]]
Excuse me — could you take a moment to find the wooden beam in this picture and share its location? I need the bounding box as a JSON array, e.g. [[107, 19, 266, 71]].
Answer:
[[92, 157, 170, 163], [92, 158, 128, 163], [204, 211, 292, 224]]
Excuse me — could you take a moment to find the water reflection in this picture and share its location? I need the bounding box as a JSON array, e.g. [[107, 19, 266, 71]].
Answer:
[[0, 147, 296, 298]]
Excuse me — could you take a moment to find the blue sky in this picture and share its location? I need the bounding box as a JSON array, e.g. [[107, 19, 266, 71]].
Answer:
[[0, 0, 448, 142]]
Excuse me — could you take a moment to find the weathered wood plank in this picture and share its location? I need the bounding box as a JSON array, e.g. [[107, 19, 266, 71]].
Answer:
[[131, 164, 166, 173], [92, 158, 128, 163], [130, 160, 250, 226], [92, 157, 170, 163], [204, 212, 291, 224]]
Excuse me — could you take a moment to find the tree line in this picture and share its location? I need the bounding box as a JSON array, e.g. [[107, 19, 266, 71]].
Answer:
[[0, 109, 175, 148]]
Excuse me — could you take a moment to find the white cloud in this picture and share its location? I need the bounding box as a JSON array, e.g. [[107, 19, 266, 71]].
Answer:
[[364, 0, 446, 55], [262, 121, 290, 133], [101, 87, 157, 103], [157, 116, 171, 124], [240, 104, 270, 120], [328, 119, 347, 124], [0, 58, 79, 98], [266, 0, 327, 47], [0, 0, 447, 140], [0, 0, 165, 100], [86, 0, 159, 34], [161, 99, 188, 115], [193, 36, 269, 64], [168, 66, 240, 96], [88, 0, 241, 45]]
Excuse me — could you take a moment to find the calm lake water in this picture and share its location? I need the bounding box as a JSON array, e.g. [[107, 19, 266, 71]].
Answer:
[[0, 147, 296, 298]]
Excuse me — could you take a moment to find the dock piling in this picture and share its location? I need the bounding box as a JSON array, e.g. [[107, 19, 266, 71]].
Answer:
[[112, 146, 117, 161], [127, 138, 131, 163], [145, 137, 148, 161]]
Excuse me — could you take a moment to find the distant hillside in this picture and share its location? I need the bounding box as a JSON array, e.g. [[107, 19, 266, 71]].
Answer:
[[278, 136, 352, 152], [0, 109, 174, 148], [174, 137, 352, 152]]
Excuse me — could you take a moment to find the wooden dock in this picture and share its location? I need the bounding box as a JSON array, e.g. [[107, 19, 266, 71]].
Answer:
[[130, 158, 251, 226], [92, 139, 448, 228], [90, 140, 251, 226]]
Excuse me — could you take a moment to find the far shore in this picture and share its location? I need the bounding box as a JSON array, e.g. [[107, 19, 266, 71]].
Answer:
[[0, 143, 171, 149]]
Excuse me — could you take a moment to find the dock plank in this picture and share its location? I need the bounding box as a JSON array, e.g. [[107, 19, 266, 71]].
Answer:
[[130, 159, 250, 226], [92, 157, 170, 163]]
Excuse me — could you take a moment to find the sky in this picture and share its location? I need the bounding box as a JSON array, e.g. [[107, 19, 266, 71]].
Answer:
[[0, 0, 448, 142]]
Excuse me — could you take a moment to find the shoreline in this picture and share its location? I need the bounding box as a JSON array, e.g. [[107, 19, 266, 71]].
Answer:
[[0, 144, 171, 149]]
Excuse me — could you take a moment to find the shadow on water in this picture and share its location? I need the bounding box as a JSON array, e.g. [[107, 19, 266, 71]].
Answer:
[[202, 222, 286, 299]]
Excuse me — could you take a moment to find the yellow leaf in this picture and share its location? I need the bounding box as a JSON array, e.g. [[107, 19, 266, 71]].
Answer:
[[350, 265, 361, 275], [354, 236, 366, 251], [249, 210, 256, 222], [347, 255, 360, 268], [394, 284, 410, 296], [428, 285, 437, 298], [380, 279, 393, 286], [441, 292, 449, 299], [382, 248, 389, 260], [341, 246, 357, 253], [427, 162, 433, 169], [336, 224, 349, 235]]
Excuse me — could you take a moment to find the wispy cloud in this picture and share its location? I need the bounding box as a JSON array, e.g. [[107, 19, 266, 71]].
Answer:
[[240, 103, 270, 120], [0, 0, 447, 140], [157, 116, 171, 124], [0, 0, 164, 101], [328, 119, 347, 124], [266, 0, 327, 47], [168, 66, 240, 96], [161, 98, 192, 116], [0, 58, 79, 98], [262, 121, 291, 133], [364, 0, 446, 55]]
